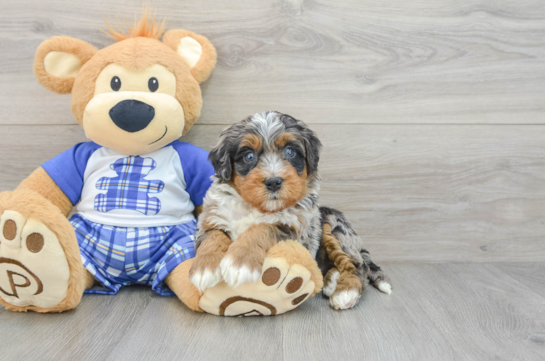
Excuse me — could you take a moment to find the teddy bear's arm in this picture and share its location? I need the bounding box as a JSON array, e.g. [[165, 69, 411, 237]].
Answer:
[[15, 167, 72, 216]]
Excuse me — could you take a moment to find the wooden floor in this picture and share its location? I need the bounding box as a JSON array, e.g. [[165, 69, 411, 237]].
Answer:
[[0, 263, 543, 361]]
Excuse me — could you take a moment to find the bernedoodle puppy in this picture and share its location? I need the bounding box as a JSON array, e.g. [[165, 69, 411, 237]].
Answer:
[[190, 111, 392, 310]]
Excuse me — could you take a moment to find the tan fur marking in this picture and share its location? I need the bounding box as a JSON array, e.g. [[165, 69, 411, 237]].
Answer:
[[189, 230, 231, 278], [234, 169, 270, 213], [240, 134, 262, 151], [277, 162, 308, 210], [224, 223, 279, 271], [193, 205, 203, 218], [275, 132, 297, 148], [322, 224, 362, 293]]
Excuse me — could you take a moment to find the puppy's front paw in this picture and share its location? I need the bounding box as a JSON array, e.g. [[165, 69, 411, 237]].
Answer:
[[220, 256, 262, 288], [189, 253, 223, 292]]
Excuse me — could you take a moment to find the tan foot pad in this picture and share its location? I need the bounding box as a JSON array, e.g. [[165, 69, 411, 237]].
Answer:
[[0, 210, 70, 308], [199, 256, 315, 316]]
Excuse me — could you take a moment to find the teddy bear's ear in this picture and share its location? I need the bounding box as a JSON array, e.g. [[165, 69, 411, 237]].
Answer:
[[162, 29, 217, 84], [34, 36, 98, 94]]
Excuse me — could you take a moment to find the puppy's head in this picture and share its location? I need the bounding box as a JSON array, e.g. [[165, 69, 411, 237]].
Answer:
[[209, 111, 322, 213]]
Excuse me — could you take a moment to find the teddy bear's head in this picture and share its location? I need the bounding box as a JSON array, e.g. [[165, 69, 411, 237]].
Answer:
[[33, 11, 216, 155]]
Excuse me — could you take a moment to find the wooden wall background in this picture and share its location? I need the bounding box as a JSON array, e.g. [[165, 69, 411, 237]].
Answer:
[[1, 0, 544, 262]]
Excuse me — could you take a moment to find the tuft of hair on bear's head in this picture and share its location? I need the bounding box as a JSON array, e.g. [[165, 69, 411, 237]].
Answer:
[[102, 6, 167, 42]]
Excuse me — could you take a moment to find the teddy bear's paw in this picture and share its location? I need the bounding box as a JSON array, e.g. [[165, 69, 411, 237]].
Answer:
[[0, 210, 71, 309], [199, 255, 315, 316]]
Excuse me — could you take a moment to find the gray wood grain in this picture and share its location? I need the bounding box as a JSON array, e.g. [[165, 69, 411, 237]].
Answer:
[[492, 263, 545, 299], [1, 0, 545, 125], [0, 287, 153, 361], [384, 264, 545, 361], [1, 124, 544, 262], [107, 296, 285, 361], [1, 264, 544, 361], [282, 278, 459, 360]]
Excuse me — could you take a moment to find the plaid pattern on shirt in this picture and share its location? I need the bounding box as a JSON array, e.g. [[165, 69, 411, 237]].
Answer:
[[70, 213, 196, 296], [94, 156, 165, 215]]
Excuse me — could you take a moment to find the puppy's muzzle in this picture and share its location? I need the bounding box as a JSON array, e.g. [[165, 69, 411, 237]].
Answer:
[[264, 177, 283, 192], [109, 99, 155, 133]]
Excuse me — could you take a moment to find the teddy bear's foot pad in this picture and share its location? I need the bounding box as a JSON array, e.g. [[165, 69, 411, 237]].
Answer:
[[199, 256, 315, 316], [0, 210, 70, 308]]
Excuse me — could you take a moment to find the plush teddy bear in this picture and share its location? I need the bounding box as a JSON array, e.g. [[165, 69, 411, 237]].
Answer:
[[0, 11, 322, 316]]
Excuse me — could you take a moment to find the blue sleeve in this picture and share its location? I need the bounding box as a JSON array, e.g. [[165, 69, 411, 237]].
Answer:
[[41, 142, 101, 205], [172, 141, 215, 207]]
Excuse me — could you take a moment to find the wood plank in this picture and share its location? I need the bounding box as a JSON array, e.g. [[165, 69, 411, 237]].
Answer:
[[282, 270, 459, 361], [1, 0, 545, 125], [1, 124, 545, 262], [106, 295, 284, 361], [381, 264, 545, 360], [492, 263, 545, 299], [0, 287, 153, 361]]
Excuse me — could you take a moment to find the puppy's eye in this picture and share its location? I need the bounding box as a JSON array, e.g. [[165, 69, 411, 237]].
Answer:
[[111, 76, 121, 91], [244, 152, 255, 163], [148, 77, 159, 92], [284, 147, 296, 158]]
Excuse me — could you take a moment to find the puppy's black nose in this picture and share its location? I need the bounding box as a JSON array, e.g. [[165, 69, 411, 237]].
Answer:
[[109, 99, 155, 133], [264, 177, 283, 192]]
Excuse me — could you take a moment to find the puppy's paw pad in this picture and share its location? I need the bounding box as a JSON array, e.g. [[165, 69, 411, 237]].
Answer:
[[0, 212, 70, 308], [377, 281, 392, 295], [330, 289, 360, 310], [199, 255, 315, 316]]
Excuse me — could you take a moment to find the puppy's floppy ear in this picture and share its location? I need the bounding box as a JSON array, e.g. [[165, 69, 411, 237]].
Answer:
[[301, 127, 322, 175], [34, 36, 98, 94], [162, 29, 217, 84], [209, 135, 234, 182]]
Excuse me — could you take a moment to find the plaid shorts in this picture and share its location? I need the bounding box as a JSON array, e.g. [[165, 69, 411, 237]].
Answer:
[[70, 213, 196, 296]]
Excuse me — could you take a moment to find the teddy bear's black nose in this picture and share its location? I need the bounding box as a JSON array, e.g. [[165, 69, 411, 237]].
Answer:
[[109, 99, 155, 133]]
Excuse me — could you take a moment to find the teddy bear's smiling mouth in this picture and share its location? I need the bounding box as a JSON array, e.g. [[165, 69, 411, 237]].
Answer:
[[148, 126, 168, 145]]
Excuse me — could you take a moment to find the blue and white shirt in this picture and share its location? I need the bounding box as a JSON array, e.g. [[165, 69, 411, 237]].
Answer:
[[42, 141, 214, 228]]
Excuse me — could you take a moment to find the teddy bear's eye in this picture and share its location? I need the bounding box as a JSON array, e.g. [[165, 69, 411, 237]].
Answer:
[[148, 77, 159, 92], [111, 76, 121, 91]]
